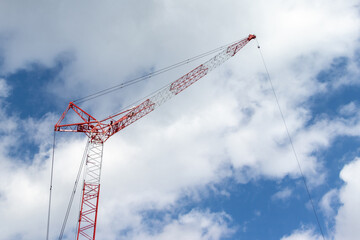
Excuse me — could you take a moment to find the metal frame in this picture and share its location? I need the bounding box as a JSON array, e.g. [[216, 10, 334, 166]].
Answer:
[[76, 138, 103, 240]]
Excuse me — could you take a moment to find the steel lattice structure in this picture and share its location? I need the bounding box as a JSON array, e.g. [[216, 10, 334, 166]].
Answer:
[[76, 139, 103, 240], [55, 34, 256, 240]]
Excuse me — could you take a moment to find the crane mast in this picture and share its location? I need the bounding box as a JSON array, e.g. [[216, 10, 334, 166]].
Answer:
[[54, 34, 256, 240]]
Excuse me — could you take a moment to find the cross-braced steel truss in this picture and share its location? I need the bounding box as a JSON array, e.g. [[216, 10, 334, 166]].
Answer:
[[77, 138, 103, 240]]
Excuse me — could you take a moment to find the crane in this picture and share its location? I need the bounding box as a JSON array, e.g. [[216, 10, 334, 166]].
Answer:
[[54, 34, 256, 240]]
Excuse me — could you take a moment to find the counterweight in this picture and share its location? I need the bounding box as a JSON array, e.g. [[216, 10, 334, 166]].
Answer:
[[54, 34, 256, 240]]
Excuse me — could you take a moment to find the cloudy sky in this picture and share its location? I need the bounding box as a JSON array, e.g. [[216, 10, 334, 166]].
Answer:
[[0, 1, 359, 239]]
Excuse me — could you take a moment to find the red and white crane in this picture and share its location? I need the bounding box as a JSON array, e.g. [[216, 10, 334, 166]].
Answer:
[[54, 34, 256, 240]]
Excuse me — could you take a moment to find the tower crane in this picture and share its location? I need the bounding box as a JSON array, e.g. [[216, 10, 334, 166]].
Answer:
[[54, 34, 256, 240]]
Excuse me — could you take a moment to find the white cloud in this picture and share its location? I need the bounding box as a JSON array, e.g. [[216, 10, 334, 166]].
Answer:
[[129, 210, 234, 240], [281, 228, 323, 240], [339, 102, 358, 116], [334, 158, 360, 240], [0, 0, 359, 239], [272, 187, 293, 201], [320, 189, 338, 218], [0, 78, 10, 97]]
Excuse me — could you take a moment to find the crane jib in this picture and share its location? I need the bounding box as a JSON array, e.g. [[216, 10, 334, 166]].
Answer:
[[170, 64, 209, 95]]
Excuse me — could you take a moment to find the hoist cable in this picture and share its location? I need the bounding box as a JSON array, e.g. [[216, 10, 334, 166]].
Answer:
[[73, 46, 225, 104], [73, 39, 240, 104], [106, 81, 171, 120], [46, 131, 56, 240], [256, 38, 325, 240], [58, 140, 89, 240]]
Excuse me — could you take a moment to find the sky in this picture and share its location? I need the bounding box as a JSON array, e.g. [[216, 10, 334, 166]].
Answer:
[[0, 0, 359, 239]]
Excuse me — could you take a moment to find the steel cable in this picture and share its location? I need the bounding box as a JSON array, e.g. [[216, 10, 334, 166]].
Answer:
[[73, 39, 240, 104], [46, 131, 56, 240], [256, 38, 326, 240], [58, 140, 89, 240]]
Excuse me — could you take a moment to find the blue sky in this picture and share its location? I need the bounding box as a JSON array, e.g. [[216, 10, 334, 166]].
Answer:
[[0, 1, 360, 240]]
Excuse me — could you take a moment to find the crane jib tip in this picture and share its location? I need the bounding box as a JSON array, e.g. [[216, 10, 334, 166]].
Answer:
[[247, 34, 256, 41]]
